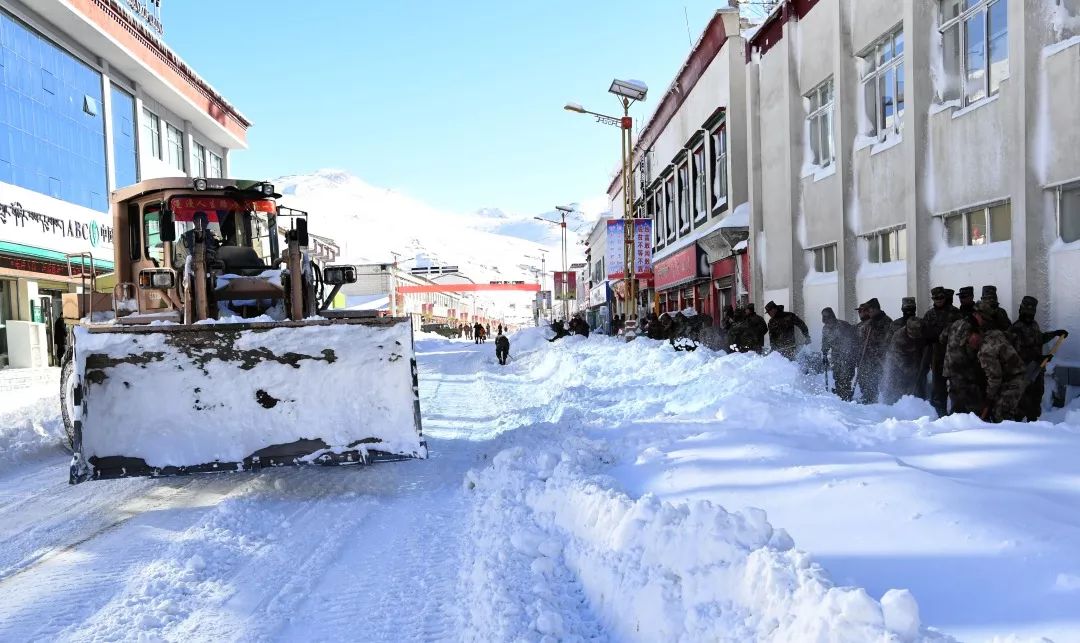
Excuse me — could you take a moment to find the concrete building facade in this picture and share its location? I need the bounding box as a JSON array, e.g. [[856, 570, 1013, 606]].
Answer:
[[745, 0, 1080, 359]]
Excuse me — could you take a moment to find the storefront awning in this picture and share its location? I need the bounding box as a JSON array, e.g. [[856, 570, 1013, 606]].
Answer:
[[0, 241, 114, 277]]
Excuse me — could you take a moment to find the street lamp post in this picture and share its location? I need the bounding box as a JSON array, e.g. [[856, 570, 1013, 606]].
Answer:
[[564, 78, 647, 322], [535, 206, 573, 321], [525, 250, 549, 322]]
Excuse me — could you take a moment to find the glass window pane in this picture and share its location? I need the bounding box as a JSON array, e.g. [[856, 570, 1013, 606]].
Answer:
[[110, 85, 137, 188], [809, 116, 822, 165], [825, 245, 837, 272], [942, 25, 962, 101], [882, 67, 896, 130], [990, 202, 1011, 241], [988, 0, 1008, 95], [944, 0, 963, 21], [896, 62, 906, 120], [822, 109, 833, 165], [964, 0, 981, 10], [882, 233, 894, 262], [896, 228, 907, 260], [968, 209, 987, 245], [894, 30, 904, 58], [143, 208, 165, 265], [864, 79, 879, 136], [814, 249, 824, 272], [869, 236, 881, 263], [1062, 189, 1080, 243], [880, 39, 894, 65], [946, 215, 965, 246], [965, 12, 988, 104]]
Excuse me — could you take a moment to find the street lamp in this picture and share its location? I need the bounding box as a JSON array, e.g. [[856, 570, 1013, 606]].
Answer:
[[535, 205, 572, 321], [525, 250, 549, 322], [564, 77, 647, 322]]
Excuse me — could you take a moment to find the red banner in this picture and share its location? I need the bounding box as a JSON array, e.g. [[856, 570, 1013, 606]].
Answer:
[[553, 271, 577, 301], [397, 283, 540, 293], [653, 244, 708, 291]]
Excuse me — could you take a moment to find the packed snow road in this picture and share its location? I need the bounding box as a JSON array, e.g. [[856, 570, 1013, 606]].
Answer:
[[1, 331, 1079, 641]]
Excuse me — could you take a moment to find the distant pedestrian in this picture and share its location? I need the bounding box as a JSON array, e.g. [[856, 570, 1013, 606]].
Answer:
[[495, 331, 510, 365], [473, 322, 485, 344]]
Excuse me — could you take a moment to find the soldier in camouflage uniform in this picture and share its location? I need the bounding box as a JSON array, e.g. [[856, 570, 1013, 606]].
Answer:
[[765, 301, 810, 359], [980, 285, 1012, 332], [745, 303, 769, 354], [855, 298, 893, 404], [727, 306, 759, 353], [922, 287, 961, 415], [972, 301, 1027, 423], [883, 318, 926, 404], [889, 297, 918, 340], [821, 307, 859, 401], [943, 287, 984, 414], [1008, 296, 1068, 421]]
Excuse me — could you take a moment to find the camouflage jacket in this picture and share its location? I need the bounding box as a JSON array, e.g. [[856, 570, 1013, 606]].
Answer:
[[986, 306, 1012, 332], [822, 319, 859, 361], [889, 313, 917, 341], [922, 305, 962, 346], [977, 329, 1026, 399], [856, 311, 893, 368], [768, 311, 810, 351], [942, 317, 975, 378], [728, 319, 759, 352], [1008, 319, 1056, 364]]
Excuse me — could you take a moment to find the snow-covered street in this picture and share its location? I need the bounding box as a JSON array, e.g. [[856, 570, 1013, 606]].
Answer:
[[1, 332, 1079, 641]]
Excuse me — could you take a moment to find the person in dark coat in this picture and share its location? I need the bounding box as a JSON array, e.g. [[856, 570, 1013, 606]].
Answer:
[[980, 285, 1012, 332], [745, 303, 768, 353], [1008, 296, 1068, 421], [495, 331, 510, 365], [855, 298, 893, 404], [52, 315, 68, 365], [883, 318, 927, 403], [973, 301, 1027, 422], [921, 287, 961, 416], [473, 322, 484, 344], [764, 301, 810, 360], [943, 288, 985, 415], [821, 307, 859, 401], [889, 297, 918, 341], [548, 319, 570, 342]]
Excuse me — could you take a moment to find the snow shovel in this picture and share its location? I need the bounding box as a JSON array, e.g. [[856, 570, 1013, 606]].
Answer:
[[1025, 334, 1067, 387]]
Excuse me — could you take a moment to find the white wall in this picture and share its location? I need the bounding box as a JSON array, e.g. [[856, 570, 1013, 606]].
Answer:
[[929, 243, 1013, 315], [803, 272, 840, 348], [1050, 244, 1080, 362], [855, 261, 909, 320]]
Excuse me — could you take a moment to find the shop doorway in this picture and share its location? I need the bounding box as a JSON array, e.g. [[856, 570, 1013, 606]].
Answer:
[[0, 280, 10, 367], [38, 290, 65, 366]]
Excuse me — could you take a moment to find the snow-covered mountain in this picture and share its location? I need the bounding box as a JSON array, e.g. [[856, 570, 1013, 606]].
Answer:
[[274, 170, 587, 284]]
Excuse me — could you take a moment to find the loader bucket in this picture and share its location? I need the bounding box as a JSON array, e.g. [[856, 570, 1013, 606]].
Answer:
[[67, 317, 425, 484]]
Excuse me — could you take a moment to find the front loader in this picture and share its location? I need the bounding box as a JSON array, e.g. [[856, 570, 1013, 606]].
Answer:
[[60, 178, 425, 484]]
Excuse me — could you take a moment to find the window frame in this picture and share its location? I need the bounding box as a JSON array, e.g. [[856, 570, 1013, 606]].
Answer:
[[1058, 185, 1080, 243], [165, 122, 185, 171], [664, 172, 677, 243], [710, 123, 729, 213], [208, 151, 223, 178], [807, 79, 835, 168], [677, 158, 691, 235], [691, 143, 707, 224], [142, 108, 162, 160], [809, 244, 838, 273], [942, 201, 1011, 246], [191, 141, 207, 177], [939, 0, 1008, 107], [865, 227, 908, 264], [860, 26, 905, 139]]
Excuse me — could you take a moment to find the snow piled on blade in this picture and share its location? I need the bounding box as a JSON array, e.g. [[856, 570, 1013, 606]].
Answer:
[[73, 320, 423, 468]]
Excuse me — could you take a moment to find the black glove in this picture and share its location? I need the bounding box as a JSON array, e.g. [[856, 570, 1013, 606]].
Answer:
[[1056, 329, 1069, 338]]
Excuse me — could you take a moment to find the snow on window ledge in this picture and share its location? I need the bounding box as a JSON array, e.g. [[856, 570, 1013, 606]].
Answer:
[[854, 135, 877, 153], [804, 270, 839, 286], [1050, 237, 1080, 254], [813, 163, 837, 183], [871, 132, 903, 157], [1045, 34, 1080, 59], [931, 240, 1012, 266], [951, 94, 1000, 121], [856, 259, 907, 279], [929, 99, 963, 116]]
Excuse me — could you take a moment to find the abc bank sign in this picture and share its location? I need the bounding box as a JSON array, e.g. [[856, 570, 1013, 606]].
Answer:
[[0, 182, 114, 267]]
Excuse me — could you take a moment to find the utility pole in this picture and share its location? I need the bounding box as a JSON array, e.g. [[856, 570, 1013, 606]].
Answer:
[[389, 251, 401, 318]]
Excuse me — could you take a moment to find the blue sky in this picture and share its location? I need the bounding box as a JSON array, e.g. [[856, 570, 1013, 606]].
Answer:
[[162, 1, 734, 217]]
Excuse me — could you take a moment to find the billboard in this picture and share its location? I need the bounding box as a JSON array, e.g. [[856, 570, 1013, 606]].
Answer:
[[606, 219, 653, 279], [553, 271, 577, 301]]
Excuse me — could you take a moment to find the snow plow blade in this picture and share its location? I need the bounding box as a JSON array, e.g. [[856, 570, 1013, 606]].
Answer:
[[68, 317, 425, 484]]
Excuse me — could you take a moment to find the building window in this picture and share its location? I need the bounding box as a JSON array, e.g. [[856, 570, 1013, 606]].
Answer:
[[691, 144, 707, 223], [861, 27, 904, 138], [192, 141, 207, 177], [811, 244, 837, 273], [867, 228, 907, 263], [0, 10, 107, 210], [208, 151, 223, 178], [710, 125, 728, 210], [166, 123, 185, 171], [111, 85, 138, 189], [1060, 186, 1080, 243], [807, 79, 835, 168], [940, 0, 1008, 106], [677, 160, 690, 233], [944, 202, 1011, 246], [142, 108, 162, 160], [660, 175, 669, 243]]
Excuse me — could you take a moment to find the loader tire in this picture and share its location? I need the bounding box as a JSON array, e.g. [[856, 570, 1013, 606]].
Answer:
[[60, 351, 76, 452]]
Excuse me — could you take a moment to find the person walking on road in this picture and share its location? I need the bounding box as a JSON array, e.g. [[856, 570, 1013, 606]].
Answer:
[[821, 307, 858, 401], [495, 331, 510, 365]]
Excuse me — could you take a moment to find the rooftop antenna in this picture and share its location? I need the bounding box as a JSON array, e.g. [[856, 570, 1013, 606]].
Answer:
[[683, 6, 693, 46]]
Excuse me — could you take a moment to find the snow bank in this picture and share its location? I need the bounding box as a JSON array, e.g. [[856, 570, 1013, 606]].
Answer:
[[0, 381, 66, 464], [73, 320, 424, 469], [464, 441, 947, 642]]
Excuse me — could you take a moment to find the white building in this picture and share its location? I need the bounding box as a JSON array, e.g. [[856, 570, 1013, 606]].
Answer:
[[744, 0, 1080, 363], [342, 263, 474, 331], [0, 0, 248, 367]]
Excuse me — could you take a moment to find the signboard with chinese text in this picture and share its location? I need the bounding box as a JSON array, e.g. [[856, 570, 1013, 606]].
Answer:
[[605, 219, 653, 279], [653, 244, 709, 291], [0, 183, 114, 268], [588, 281, 609, 308]]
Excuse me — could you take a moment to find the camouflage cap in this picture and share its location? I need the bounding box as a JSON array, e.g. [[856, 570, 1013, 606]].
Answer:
[[944, 288, 955, 297], [981, 285, 998, 299], [958, 286, 975, 298], [901, 296, 917, 310], [822, 307, 837, 321], [1021, 295, 1038, 309], [865, 298, 881, 310], [765, 301, 778, 311], [930, 286, 947, 298]]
